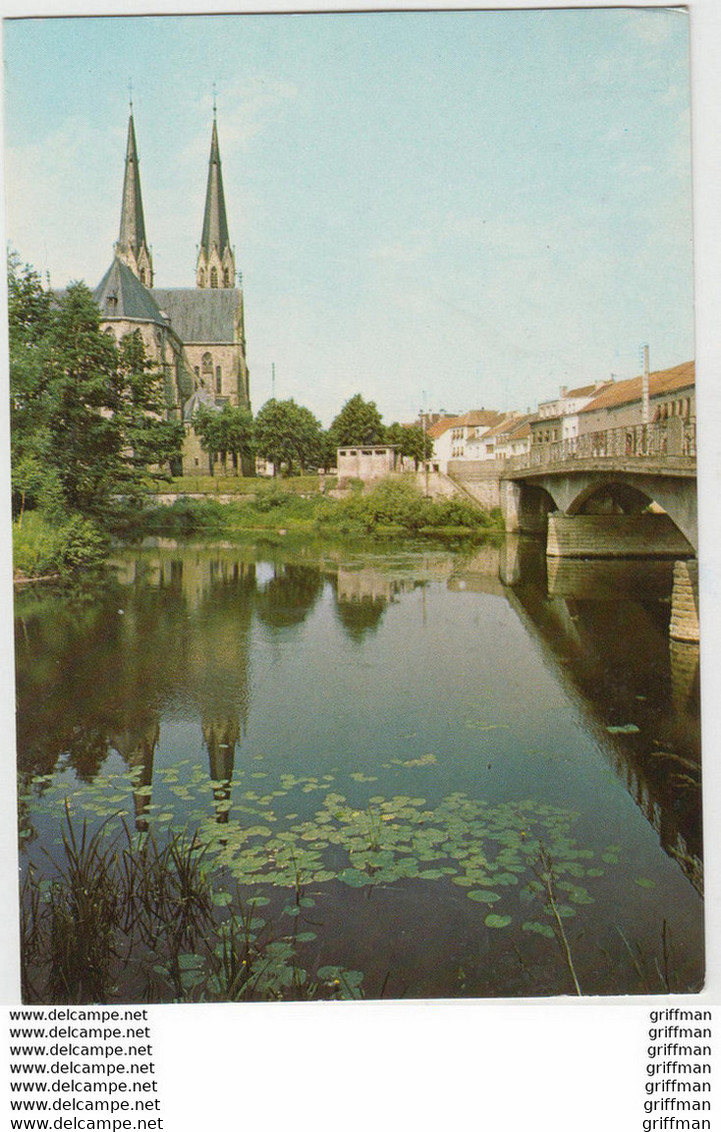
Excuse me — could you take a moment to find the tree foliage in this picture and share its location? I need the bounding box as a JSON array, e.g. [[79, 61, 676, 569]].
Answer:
[[254, 398, 322, 475], [330, 394, 386, 446], [8, 254, 184, 527], [193, 403, 255, 474], [386, 422, 434, 469]]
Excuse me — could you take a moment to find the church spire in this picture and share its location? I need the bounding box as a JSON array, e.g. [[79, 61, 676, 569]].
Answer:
[[116, 106, 153, 287], [196, 109, 235, 289]]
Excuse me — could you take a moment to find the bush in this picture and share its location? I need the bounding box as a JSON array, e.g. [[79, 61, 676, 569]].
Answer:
[[251, 484, 295, 512], [313, 476, 498, 536], [141, 497, 226, 534], [13, 511, 108, 578]]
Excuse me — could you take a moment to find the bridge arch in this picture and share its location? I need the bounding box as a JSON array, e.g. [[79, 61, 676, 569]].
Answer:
[[567, 480, 657, 517], [504, 471, 697, 552]]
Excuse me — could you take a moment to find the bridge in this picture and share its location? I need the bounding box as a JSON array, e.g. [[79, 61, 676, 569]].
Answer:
[[500, 418, 697, 553]]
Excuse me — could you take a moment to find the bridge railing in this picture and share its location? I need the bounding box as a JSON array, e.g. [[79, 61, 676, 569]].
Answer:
[[505, 418, 696, 474]]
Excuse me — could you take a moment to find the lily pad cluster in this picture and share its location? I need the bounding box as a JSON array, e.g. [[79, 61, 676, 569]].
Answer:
[[20, 762, 621, 945]]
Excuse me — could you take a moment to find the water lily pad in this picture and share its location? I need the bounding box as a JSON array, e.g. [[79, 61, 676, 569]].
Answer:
[[467, 890, 501, 903], [485, 914, 512, 928], [634, 877, 656, 889], [522, 921, 555, 939], [337, 868, 368, 888]]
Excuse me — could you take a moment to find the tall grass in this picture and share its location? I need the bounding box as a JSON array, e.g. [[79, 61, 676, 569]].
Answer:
[[21, 810, 363, 1004]]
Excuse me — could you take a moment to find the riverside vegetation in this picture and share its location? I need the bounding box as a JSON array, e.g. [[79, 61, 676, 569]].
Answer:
[[9, 253, 498, 580]]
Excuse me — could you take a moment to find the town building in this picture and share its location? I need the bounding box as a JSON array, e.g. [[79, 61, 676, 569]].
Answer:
[[531, 380, 612, 447], [93, 105, 251, 475], [336, 445, 400, 484], [426, 410, 502, 473], [577, 361, 695, 435]]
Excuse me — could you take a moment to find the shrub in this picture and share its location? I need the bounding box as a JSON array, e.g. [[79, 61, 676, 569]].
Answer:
[[251, 484, 295, 512], [13, 511, 108, 577], [141, 497, 226, 534]]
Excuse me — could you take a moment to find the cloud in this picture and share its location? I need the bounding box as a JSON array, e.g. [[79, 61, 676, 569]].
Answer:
[[180, 75, 298, 166]]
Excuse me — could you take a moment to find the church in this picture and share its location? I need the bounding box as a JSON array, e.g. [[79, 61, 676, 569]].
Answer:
[[93, 104, 251, 474]]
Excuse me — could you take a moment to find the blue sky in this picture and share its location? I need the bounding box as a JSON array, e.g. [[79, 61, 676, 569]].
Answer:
[[3, 8, 693, 425]]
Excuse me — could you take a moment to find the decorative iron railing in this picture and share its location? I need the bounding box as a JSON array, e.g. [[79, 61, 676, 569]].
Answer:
[[505, 418, 696, 474]]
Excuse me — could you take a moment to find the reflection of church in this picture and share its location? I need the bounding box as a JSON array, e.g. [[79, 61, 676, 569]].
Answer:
[[93, 103, 250, 474], [104, 548, 257, 828]]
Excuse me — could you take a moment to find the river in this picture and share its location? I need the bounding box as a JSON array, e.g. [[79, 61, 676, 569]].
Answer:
[[15, 534, 703, 1001]]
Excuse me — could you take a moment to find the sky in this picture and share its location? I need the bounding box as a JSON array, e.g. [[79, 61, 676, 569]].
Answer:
[[3, 8, 694, 426]]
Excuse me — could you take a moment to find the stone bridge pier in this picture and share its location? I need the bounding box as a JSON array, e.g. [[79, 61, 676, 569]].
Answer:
[[500, 467, 699, 643], [500, 470, 697, 555]]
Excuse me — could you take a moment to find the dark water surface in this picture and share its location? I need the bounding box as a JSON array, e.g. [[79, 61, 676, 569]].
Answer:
[[16, 535, 703, 999]]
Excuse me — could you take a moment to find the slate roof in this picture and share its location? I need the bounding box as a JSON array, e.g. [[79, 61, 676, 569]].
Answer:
[[200, 118, 231, 257], [94, 258, 166, 325], [150, 288, 240, 343], [183, 387, 218, 422], [117, 114, 148, 254], [579, 361, 695, 414]]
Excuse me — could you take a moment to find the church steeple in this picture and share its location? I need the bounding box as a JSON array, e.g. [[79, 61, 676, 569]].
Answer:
[[116, 106, 153, 287], [196, 107, 236, 289]]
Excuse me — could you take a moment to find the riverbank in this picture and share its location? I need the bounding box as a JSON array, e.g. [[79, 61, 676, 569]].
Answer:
[[13, 476, 504, 579]]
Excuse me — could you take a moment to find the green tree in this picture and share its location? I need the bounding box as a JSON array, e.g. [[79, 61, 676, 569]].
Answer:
[[115, 330, 186, 495], [330, 394, 386, 446], [318, 429, 338, 473], [9, 257, 184, 524], [9, 254, 55, 513], [193, 403, 255, 475], [386, 422, 434, 469], [39, 281, 126, 518], [254, 398, 322, 475]]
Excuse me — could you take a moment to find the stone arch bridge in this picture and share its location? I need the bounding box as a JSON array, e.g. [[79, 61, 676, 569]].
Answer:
[[500, 420, 697, 556]]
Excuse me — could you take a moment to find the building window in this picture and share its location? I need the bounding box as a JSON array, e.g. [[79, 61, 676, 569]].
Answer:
[[139, 268, 146, 285], [210, 267, 218, 288], [199, 269, 205, 287], [216, 366, 222, 394], [202, 352, 213, 387], [223, 269, 230, 287], [194, 366, 200, 379]]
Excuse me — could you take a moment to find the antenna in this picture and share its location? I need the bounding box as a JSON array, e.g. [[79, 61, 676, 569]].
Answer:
[[272, 362, 276, 400], [212, 82, 217, 118], [128, 78, 133, 114]]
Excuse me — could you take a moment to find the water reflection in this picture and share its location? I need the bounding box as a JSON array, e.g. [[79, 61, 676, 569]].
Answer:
[[498, 543, 702, 893], [15, 537, 701, 895]]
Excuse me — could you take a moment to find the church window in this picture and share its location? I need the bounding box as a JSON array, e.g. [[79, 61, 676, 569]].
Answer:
[[199, 269, 205, 287], [140, 269, 146, 285], [210, 267, 218, 288], [223, 269, 230, 287], [202, 353, 213, 386], [216, 366, 222, 394]]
